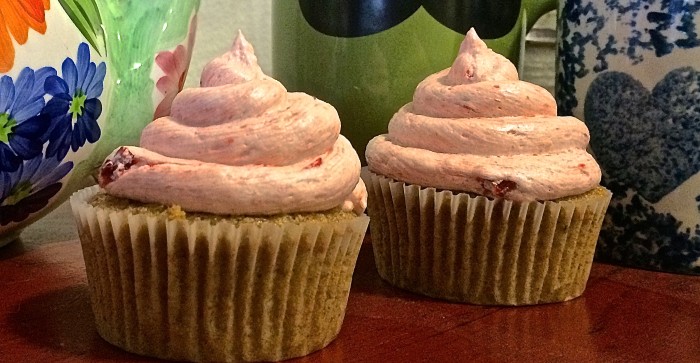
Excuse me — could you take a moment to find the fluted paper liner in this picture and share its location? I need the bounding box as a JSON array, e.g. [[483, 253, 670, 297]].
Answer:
[[70, 186, 369, 362], [364, 171, 611, 306]]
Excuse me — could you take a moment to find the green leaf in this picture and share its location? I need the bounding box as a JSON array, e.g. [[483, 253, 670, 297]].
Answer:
[[58, 0, 106, 56]]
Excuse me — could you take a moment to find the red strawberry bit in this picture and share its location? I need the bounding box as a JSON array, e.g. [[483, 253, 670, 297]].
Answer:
[[305, 157, 323, 169], [99, 147, 137, 187], [478, 178, 518, 198]]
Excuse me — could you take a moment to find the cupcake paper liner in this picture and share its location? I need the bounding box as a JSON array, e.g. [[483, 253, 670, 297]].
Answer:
[[364, 171, 611, 306], [71, 186, 369, 362]]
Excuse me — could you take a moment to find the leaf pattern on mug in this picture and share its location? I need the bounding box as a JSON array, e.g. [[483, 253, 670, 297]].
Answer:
[[299, 0, 421, 38], [422, 0, 520, 39], [298, 0, 521, 39]]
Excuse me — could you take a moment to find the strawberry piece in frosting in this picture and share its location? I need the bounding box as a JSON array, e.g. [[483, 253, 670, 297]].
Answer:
[[366, 28, 601, 201], [99, 147, 137, 187], [100, 32, 366, 216]]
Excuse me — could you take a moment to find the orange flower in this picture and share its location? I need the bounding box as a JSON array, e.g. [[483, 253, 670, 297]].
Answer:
[[0, 0, 51, 73]]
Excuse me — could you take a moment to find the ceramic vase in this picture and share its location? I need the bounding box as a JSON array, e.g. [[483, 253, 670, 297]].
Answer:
[[0, 0, 200, 246], [557, 0, 700, 274]]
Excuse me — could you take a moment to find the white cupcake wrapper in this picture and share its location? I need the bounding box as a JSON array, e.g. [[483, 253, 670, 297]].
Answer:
[[71, 186, 369, 362], [363, 171, 611, 306]]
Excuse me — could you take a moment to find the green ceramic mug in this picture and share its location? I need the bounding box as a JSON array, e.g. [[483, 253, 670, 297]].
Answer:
[[272, 0, 556, 162]]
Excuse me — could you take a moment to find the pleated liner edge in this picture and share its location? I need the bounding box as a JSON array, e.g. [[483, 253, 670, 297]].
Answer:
[[70, 186, 369, 362], [364, 171, 611, 306]]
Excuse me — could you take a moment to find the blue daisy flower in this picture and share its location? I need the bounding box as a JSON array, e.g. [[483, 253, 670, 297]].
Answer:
[[45, 42, 106, 160], [0, 154, 73, 226], [0, 67, 56, 172]]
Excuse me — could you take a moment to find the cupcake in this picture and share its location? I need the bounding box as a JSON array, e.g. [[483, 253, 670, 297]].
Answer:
[[71, 32, 369, 362], [364, 29, 611, 306]]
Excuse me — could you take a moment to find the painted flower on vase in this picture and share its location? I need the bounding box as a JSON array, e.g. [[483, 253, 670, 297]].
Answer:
[[0, 0, 51, 73], [0, 66, 56, 172], [0, 41, 106, 226], [0, 154, 73, 226], [153, 16, 197, 119], [45, 42, 106, 160]]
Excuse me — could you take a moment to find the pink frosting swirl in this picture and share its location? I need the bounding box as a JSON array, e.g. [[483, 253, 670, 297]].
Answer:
[[366, 29, 601, 201], [99, 32, 366, 216]]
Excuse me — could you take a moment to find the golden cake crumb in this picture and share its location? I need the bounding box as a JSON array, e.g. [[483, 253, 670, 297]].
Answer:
[[167, 205, 186, 219]]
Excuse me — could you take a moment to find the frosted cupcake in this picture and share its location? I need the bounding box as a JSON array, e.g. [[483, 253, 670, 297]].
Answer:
[[364, 29, 611, 306], [71, 32, 369, 362]]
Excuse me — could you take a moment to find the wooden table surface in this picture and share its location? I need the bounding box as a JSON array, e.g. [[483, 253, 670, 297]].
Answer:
[[1, 202, 699, 363]]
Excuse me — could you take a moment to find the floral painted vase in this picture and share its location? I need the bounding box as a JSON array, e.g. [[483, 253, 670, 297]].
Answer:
[[0, 0, 200, 246]]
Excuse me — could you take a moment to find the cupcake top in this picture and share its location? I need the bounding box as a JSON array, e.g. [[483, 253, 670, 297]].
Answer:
[[99, 32, 367, 216], [366, 29, 601, 201]]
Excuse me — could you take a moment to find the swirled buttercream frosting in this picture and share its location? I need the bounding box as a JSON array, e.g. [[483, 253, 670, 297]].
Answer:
[[99, 32, 366, 216], [366, 29, 601, 201]]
